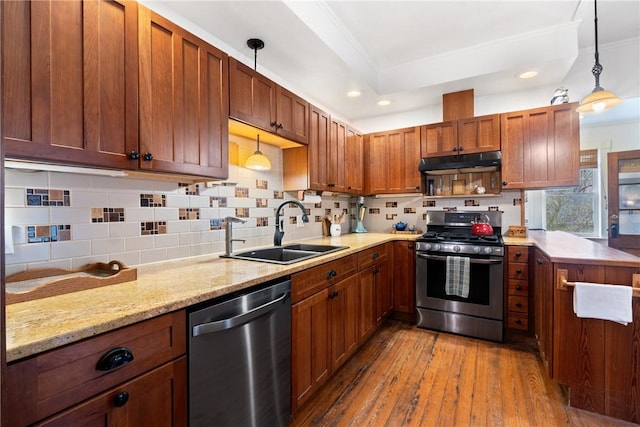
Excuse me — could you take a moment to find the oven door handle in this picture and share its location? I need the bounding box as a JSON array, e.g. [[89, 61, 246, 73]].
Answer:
[[417, 253, 503, 265]]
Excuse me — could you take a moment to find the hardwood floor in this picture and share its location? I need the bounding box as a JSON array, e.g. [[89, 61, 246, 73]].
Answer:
[[290, 320, 638, 427]]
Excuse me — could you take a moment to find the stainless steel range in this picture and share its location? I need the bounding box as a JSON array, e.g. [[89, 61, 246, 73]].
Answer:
[[415, 210, 504, 342]]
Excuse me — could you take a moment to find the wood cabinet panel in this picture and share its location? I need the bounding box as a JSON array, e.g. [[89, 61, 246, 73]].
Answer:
[[501, 103, 579, 189], [276, 86, 309, 145], [307, 105, 331, 191], [533, 249, 553, 376], [506, 246, 530, 332], [5, 311, 186, 426], [457, 114, 500, 154], [3, 0, 138, 169], [330, 274, 360, 370], [392, 241, 415, 315], [328, 118, 347, 192], [37, 358, 187, 427], [365, 127, 421, 194], [291, 289, 331, 412], [291, 254, 357, 303], [345, 127, 364, 194], [421, 121, 458, 157], [138, 6, 228, 178], [229, 57, 276, 132]]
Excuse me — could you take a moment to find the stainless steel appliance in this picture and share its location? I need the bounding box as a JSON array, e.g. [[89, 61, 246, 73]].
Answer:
[[416, 210, 504, 342], [188, 279, 291, 427]]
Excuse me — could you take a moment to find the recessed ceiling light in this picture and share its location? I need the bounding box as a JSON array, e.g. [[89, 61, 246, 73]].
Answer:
[[347, 90, 361, 97], [519, 70, 538, 79], [377, 100, 391, 106]]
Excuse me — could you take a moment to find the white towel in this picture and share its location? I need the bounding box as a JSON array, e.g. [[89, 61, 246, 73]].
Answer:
[[573, 282, 633, 326], [445, 256, 470, 298]]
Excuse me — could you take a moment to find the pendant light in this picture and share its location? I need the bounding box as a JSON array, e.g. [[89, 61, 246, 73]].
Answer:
[[577, 0, 622, 113], [245, 134, 271, 171]]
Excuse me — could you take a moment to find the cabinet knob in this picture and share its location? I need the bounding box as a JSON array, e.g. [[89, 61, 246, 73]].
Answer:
[[143, 152, 153, 161], [270, 121, 283, 130], [326, 269, 337, 279], [372, 252, 379, 260], [515, 269, 522, 274], [373, 267, 380, 274], [537, 258, 543, 264], [458, 146, 464, 152], [515, 252, 522, 257], [128, 151, 140, 160], [327, 183, 336, 188], [502, 181, 508, 186], [452, 147, 458, 152], [515, 285, 522, 291], [515, 319, 522, 325], [408, 244, 414, 249], [515, 302, 522, 308], [113, 391, 129, 408], [96, 347, 134, 371]]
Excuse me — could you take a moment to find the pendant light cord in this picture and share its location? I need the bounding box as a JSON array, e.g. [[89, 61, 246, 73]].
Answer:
[[592, 0, 603, 90]]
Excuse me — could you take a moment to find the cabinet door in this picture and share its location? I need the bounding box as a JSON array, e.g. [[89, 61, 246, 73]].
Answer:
[[358, 267, 377, 342], [228, 57, 276, 132], [401, 127, 422, 192], [328, 118, 347, 192], [138, 7, 229, 178], [307, 105, 330, 191], [3, 0, 138, 169], [375, 259, 392, 322], [38, 358, 187, 427], [345, 127, 364, 194], [276, 86, 309, 145], [365, 133, 389, 195], [392, 241, 415, 314], [457, 114, 500, 155], [330, 275, 360, 371], [607, 150, 640, 256], [533, 249, 553, 376], [420, 121, 458, 157], [291, 289, 331, 412], [501, 103, 579, 189]]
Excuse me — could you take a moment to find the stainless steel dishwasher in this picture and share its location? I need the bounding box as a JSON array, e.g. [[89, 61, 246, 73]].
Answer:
[[188, 278, 291, 427]]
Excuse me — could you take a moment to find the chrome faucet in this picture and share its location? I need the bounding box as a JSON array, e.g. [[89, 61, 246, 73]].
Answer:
[[225, 216, 247, 256], [274, 201, 309, 246]]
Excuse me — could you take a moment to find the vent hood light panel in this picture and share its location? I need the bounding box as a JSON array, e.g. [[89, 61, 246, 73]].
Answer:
[[228, 119, 303, 149]]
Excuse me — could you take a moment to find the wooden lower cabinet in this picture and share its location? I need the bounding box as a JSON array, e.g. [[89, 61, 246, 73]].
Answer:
[[4, 311, 186, 426], [358, 244, 391, 342], [533, 249, 553, 376], [37, 358, 187, 427], [392, 241, 416, 320]]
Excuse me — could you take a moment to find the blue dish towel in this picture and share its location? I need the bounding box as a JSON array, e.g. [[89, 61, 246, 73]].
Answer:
[[446, 256, 470, 298]]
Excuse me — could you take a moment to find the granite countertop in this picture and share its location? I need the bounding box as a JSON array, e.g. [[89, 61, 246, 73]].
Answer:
[[504, 230, 640, 268], [7, 230, 638, 363], [6, 233, 414, 363]]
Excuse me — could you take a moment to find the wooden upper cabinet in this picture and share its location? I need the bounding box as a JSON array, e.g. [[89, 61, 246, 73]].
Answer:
[[420, 121, 458, 157], [345, 127, 364, 194], [3, 0, 139, 169], [138, 6, 229, 178], [365, 126, 421, 194], [229, 58, 309, 145], [501, 103, 579, 189], [457, 114, 500, 154], [328, 118, 347, 192], [229, 58, 276, 132], [307, 105, 331, 191], [276, 86, 310, 145]]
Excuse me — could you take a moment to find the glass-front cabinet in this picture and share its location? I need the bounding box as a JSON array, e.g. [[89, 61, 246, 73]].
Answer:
[[608, 150, 640, 255]]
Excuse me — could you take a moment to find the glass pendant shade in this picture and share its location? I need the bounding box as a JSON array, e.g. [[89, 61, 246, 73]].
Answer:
[[245, 135, 271, 171], [577, 87, 622, 113], [577, 0, 622, 113]]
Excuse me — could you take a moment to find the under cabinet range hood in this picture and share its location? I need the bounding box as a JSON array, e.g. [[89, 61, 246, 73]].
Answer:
[[419, 151, 501, 175]]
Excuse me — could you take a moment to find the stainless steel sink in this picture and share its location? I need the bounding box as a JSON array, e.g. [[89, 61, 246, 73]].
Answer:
[[224, 244, 349, 265]]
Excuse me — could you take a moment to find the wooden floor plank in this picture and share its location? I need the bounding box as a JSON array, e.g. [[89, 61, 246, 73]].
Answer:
[[289, 320, 638, 427]]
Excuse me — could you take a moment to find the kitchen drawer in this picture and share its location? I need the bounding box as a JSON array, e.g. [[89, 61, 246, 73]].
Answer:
[[292, 254, 357, 303], [357, 244, 388, 270], [508, 262, 528, 280], [508, 295, 528, 313], [507, 312, 529, 330], [5, 311, 186, 426], [507, 246, 529, 263], [508, 279, 529, 297]]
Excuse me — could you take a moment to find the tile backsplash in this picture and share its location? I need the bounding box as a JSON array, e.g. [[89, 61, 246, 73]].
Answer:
[[4, 145, 522, 276]]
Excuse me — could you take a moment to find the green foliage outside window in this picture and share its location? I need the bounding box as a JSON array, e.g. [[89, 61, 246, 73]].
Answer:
[[545, 169, 596, 234]]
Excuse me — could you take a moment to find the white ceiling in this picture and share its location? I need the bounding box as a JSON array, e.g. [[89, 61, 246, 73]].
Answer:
[[146, 0, 640, 128]]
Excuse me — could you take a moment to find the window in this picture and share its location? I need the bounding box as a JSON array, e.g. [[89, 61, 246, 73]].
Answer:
[[542, 149, 602, 237]]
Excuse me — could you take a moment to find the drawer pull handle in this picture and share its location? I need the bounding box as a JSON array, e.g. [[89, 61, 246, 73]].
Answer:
[[96, 347, 134, 371], [515, 302, 522, 308], [515, 269, 522, 274], [113, 391, 129, 408], [515, 285, 522, 291], [372, 252, 379, 260], [515, 252, 522, 257], [515, 319, 522, 325], [327, 269, 337, 279]]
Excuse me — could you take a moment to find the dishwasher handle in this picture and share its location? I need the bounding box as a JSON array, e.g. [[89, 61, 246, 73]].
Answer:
[[192, 291, 290, 337]]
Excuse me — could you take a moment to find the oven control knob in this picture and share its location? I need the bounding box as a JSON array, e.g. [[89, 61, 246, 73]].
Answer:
[[453, 245, 461, 253], [423, 243, 432, 251], [483, 247, 493, 255], [433, 244, 442, 251], [473, 246, 481, 254]]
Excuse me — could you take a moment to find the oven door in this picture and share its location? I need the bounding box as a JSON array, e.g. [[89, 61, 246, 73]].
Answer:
[[415, 252, 503, 320]]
